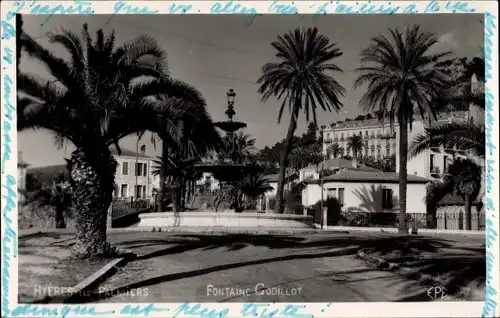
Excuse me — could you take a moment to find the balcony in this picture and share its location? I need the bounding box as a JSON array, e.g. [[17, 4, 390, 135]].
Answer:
[[334, 137, 339, 142], [324, 138, 333, 144], [430, 166, 441, 177], [380, 131, 396, 139]]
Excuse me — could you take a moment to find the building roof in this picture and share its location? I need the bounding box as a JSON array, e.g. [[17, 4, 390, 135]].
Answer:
[[303, 158, 381, 172], [326, 111, 468, 131], [109, 146, 154, 159], [304, 170, 431, 184], [265, 172, 298, 183]]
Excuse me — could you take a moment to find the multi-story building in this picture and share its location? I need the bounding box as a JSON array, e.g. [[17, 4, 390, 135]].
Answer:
[[322, 117, 397, 162], [322, 74, 484, 181], [111, 146, 160, 200]]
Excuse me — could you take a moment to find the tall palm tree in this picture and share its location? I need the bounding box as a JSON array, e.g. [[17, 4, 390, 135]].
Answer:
[[17, 25, 206, 259], [347, 135, 364, 159], [444, 158, 482, 230], [327, 142, 341, 159], [355, 25, 450, 233], [257, 27, 345, 213]]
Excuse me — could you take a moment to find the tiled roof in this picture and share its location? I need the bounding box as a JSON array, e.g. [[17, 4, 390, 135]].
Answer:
[[327, 111, 468, 130], [109, 146, 153, 159], [304, 170, 430, 184]]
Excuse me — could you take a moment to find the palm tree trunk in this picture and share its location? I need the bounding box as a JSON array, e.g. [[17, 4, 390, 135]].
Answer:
[[398, 116, 409, 234], [158, 142, 168, 212], [55, 205, 66, 229], [464, 195, 472, 230], [69, 147, 117, 259], [275, 112, 298, 214]]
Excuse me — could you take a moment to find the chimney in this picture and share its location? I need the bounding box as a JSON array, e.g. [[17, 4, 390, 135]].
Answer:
[[140, 145, 146, 154]]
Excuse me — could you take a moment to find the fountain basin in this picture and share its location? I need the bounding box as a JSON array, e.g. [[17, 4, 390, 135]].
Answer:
[[137, 212, 314, 228]]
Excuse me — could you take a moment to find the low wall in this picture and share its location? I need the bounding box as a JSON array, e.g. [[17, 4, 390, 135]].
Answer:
[[138, 212, 314, 228]]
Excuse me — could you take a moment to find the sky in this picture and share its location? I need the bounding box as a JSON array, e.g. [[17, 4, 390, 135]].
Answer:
[[18, 13, 483, 167]]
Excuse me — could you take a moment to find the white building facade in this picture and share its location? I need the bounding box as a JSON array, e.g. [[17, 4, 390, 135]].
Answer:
[[111, 147, 160, 201]]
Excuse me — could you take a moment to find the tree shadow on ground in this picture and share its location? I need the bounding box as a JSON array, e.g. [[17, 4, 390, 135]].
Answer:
[[118, 233, 454, 261], [65, 233, 484, 303]]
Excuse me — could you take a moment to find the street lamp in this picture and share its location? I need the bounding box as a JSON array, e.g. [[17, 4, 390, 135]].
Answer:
[[225, 89, 236, 121], [227, 89, 236, 106]]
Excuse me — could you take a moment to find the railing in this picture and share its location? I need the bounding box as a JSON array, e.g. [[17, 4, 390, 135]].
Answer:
[[337, 212, 437, 229], [112, 197, 151, 219]]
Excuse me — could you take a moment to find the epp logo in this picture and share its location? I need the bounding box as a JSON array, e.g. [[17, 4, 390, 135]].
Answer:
[[427, 286, 447, 300]]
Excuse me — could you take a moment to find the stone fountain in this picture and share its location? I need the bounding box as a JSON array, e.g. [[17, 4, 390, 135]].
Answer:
[[137, 89, 313, 228]]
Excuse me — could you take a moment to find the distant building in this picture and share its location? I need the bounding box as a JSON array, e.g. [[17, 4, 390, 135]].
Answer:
[[322, 74, 485, 181], [110, 146, 159, 200], [302, 169, 430, 213], [26, 146, 160, 201]]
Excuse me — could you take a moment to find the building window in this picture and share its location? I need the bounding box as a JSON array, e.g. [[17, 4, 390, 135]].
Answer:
[[430, 154, 435, 170], [365, 131, 369, 137], [143, 163, 147, 176], [121, 184, 128, 197], [341, 133, 344, 140], [136, 163, 143, 176], [382, 189, 393, 209], [122, 162, 129, 175], [135, 185, 146, 198], [113, 184, 118, 197], [377, 149, 381, 159], [338, 188, 345, 206], [443, 155, 448, 173]]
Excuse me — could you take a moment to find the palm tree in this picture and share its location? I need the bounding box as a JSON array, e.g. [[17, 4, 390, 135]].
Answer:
[[140, 98, 221, 212], [259, 161, 279, 175], [355, 25, 450, 233], [220, 131, 257, 164], [17, 25, 207, 259], [409, 57, 485, 159], [236, 172, 273, 207], [347, 135, 364, 159], [26, 181, 72, 228], [257, 27, 345, 213], [327, 143, 341, 159], [289, 147, 310, 172], [444, 158, 482, 230], [152, 155, 199, 212]]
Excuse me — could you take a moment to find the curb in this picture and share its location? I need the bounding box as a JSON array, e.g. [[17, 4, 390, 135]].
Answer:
[[356, 248, 461, 300], [30, 251, 137, 304], [147, 227, 350, 235]]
